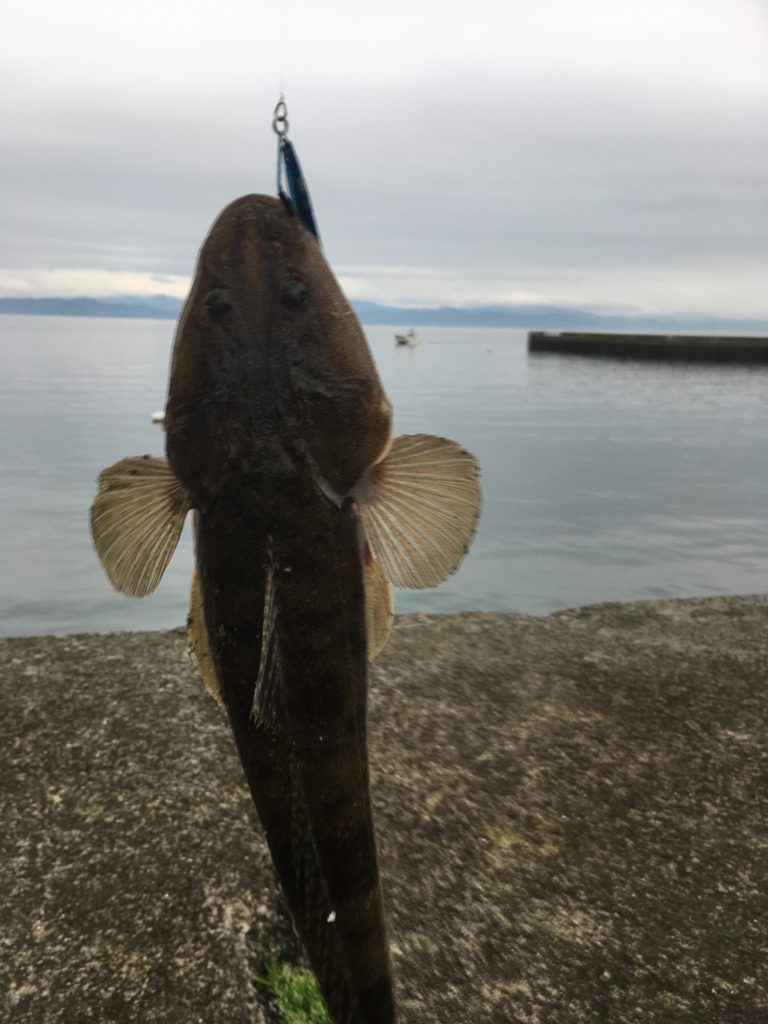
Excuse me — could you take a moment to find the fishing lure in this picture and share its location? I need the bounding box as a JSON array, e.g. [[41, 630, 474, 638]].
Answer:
[[273, 96, 320, 242]]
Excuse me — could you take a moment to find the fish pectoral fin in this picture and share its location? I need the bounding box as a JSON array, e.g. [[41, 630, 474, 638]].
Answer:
[[352, 434, 481, 590], [365, 551, 394, 661], [90, 455, 191, 597], [188, 564, 224, 708]]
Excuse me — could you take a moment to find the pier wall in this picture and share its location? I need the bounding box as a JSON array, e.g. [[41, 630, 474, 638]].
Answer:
[[528, 330, 768, 360]]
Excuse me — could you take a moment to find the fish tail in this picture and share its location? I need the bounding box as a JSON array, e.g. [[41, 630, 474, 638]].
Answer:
[[287, 760, 360, 1022], [249, 696, 396, 1023], [295, 759, 398, 1023]]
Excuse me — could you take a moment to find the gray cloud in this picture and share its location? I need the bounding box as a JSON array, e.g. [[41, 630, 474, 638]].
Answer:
[[2, 0, 766, 315]]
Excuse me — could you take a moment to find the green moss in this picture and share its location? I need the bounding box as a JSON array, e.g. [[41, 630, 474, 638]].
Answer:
[[256, 959, 331, 1024]]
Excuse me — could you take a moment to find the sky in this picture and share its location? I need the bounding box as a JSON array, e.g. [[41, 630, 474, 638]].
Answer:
[[2, 0, 767, 318]]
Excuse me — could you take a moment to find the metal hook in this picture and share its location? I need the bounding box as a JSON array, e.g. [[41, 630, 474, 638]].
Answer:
[[272, 96, 289, 138]]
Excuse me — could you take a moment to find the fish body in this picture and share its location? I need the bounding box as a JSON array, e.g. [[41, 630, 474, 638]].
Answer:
[[197, 488, 393, 1021], [90, 195, 481, 1023]]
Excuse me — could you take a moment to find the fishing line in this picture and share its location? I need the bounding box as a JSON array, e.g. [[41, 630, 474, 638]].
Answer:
[[278, 0, 287, 97]]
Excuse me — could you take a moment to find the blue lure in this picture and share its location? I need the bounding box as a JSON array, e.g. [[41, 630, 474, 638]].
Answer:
[[273, 98, 321, 243]]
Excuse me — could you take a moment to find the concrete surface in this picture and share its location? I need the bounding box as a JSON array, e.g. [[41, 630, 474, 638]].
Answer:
[[2, 596, 767, 1023]]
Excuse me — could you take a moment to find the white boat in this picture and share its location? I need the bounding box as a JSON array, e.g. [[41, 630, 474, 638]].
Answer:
[[151, 411, 165, 424], [395, 329, 420, 347]]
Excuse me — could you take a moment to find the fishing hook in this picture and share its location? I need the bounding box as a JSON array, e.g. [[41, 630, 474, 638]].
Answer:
[[272, 96, 289, 139]]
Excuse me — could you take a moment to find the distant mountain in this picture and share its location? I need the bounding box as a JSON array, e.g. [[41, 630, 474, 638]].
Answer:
[[351, 300, 602, 328], [351, 301, 768, 334], [0, 295, 765, 334], [102, 294, 185, 315], [0, 296, 182, 319]]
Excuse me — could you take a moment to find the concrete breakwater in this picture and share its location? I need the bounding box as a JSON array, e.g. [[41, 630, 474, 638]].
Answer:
[[2, 597, 767, 1023], [528, 330, 768, 361]]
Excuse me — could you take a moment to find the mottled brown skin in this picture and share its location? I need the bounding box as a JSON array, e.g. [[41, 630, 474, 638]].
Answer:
[[166, 195, 391, 502], [165, 196, 397, 1023]]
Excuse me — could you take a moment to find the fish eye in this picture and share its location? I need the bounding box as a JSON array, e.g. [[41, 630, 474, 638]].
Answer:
[[280, 276, 308, 311], [203, 288, 231, 317]]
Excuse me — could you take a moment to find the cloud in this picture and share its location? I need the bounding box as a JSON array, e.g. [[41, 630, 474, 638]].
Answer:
[[339, 261, 768, 318], [2, 1, 767, 317], [0, 268, 191, 300]]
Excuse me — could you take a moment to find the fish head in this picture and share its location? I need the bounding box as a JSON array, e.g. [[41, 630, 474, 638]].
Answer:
[[165, 194, 391, 504]]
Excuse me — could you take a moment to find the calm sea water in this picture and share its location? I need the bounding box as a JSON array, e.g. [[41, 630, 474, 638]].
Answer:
[[1, 314, 766, 637]]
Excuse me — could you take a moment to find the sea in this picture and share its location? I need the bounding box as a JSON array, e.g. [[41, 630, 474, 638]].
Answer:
[[1, 314, 767, 638]]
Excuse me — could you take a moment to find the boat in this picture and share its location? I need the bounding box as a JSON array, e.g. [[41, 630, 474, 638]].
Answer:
[[151, 411, 165, 424], [395, 329, 420, 347]]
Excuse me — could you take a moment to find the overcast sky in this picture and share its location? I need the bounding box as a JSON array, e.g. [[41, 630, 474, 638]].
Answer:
[[2, 0, 767, 316]]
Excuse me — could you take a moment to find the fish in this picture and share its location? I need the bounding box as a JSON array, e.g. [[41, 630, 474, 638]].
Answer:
[[89, 194, 481, 1023]]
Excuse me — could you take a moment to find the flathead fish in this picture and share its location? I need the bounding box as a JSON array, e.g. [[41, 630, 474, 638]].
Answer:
[[90, 194, 481, 1023]]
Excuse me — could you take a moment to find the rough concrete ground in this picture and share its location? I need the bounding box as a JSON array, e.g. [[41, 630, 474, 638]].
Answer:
[[1, 596, 767, 1023]]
